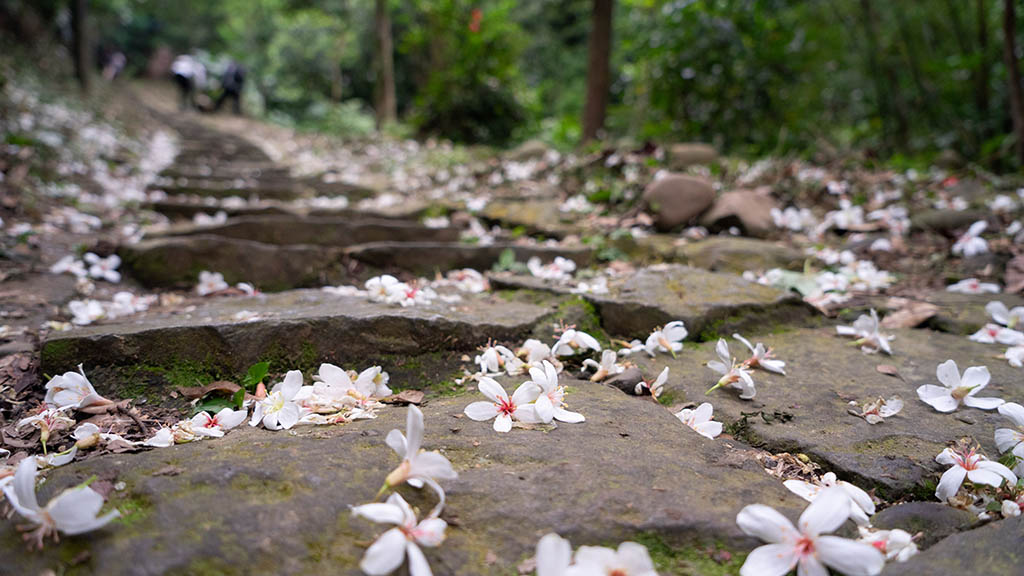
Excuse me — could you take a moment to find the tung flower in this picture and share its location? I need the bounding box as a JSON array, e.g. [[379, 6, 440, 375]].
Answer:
[[552, 328, 601, 357], [528, 360, 585, 424], [705, 339, 756, 399], [250, 370, 304, 430], [733, 333, 785, 374], [783, 472, 876, 526], [43, 364, 112, 411], [916, 360, 1003, 413], [643, 321, 687, 357], [836, 309, 893, 354], [674, 403, 722, 439], [191, 408, 248, 438], [935, 446, 1016, 501], [582, 350, 624, 382], [463, 377, 542, 432], [351, 492, 446, 576], [383, 405, 457, 514]]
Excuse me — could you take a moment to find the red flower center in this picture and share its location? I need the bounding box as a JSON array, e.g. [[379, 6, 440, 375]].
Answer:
[[496, 396, 516, 416]]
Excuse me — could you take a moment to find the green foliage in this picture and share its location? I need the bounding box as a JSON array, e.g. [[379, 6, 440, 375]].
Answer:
[[242, 361, 270, 392]]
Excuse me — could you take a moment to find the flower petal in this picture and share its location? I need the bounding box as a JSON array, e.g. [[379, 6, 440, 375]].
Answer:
[[476, 377, 507, 403], [916, 385, 958, 412], [960, 365, 990, 389], [406, 405, 424, 455], [815, 536, 885, 576], [736, 504, 797, 544], [359, 528, 408, 576], [936, 465, 968, 501], [493, 413, 513, 433], [999, 402, 1024, 427], [963, 395, 1004, 410], [798, 487, 850, 537], [463, 402, 499, 422], [935, 360, 960, 388], [536, 533, 572, 576], [739, 543, 798, 576]]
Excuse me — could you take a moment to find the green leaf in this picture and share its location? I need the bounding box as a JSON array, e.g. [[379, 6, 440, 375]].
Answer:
[[242, 361, 270, 392], [192, 397, 236, 416], [232, 388, 246, 410]]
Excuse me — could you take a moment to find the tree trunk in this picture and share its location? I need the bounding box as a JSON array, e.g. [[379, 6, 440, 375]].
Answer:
[[71, 0, 90, 93], [582, 0, 613, 143], [976, 0, 990, 119], [1005, 0, 1024, 165], [859, 0, 908, 150], [374, 0, 397, 129]]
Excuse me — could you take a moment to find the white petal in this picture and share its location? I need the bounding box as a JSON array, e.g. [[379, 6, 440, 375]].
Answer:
[[534, 394, 555, 424], [410, 452, 457, 481], [493, 413, 512, 433], [815, 536, 885, 576], [935, 360, 960, 388], [797, 555, 830, 576], [736, 504, 798, 544], [798, 487, 850, 537], [999, 402, 1024, 427], [693, 421, 722, 439], [352, 502, 406, 525], [386, 429, 408, 459], [995, 428, 1022, 454], [406, 405, 424, 455], [536, 533, 573, 576], [552, 407, 585, 423], [406, 542, 434, 576], [359, 528, 408, 575], [464, 402, 499, 422], [960, 365, 990, 389], [783, 480, 820, 503], [916, 385, 958, 412], [936, 466, 968, 501], [740, 543, 798, 576], [511, 382, 541, 406], [413, 518, 447, 547], [975, 460, 1018, 484], [476, 377, 507, 403], [963, 395, 1004, 410]]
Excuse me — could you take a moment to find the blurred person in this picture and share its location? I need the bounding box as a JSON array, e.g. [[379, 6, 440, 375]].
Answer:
[[171, 54, 206, 111], [214, 60, 246, 115], [102, 51, 126, 81]]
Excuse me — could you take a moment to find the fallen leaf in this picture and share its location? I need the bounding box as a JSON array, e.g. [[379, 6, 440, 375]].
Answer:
[[1006, 255, 1024, 293], [381, 390, 425, 405], [880, 299, 938, 329], [177, 381, 241, 400], [876, 364, 903, 379]]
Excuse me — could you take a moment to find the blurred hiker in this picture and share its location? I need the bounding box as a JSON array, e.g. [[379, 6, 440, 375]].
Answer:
[[102, 51, 126, 81], [214, 61, 246, 115], [171, 54, 206, 111]]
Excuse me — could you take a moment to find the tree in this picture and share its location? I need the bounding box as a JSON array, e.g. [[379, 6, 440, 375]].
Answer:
[[1004, 0, 1024, 165], [581, 0, 612, 143], [374, 0, 397, 128], [71, 0, 91, 92]]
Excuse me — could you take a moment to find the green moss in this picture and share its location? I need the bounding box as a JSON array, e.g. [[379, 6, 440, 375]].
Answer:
[[110, 493, 153, 528], [550, 296, 607, 343], [183, 557, 242, 576], [40, 338, 76, 372], [628, 533, 747, 575]]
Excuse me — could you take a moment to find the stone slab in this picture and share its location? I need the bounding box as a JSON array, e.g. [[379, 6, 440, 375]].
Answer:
[[347, 242, 593, 276]]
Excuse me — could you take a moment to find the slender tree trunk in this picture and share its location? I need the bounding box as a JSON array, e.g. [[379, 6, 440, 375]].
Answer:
[[976, 0, 990, 119], [374, 0, 397, 129], [1005, 0, 1024, 165], [582, 0, 613, 143], [71, 0, 90, 93], [859, 0, 908, 150]]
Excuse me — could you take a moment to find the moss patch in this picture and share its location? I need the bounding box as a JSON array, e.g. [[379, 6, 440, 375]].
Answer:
[[629, 533, 747, 575]]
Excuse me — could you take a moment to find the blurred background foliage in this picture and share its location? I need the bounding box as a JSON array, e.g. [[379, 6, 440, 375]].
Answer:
[[4, 0, 1024, 169]]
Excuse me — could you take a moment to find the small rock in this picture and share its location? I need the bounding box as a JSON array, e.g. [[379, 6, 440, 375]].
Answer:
[[642, 174, 716, 231], [699, 188, 780, 238], [872, 501, 976, 548], [667, 143, 718, 169], [605, 367, 645, 395]]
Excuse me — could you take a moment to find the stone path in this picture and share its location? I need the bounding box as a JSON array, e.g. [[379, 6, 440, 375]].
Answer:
[[4, 105, 1020, 575]]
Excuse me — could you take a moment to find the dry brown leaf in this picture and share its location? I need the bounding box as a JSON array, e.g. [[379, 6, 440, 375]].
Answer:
[[381, 390, 425, 405], [177, 380, 241, 399], [876, 365, 903, 380], [1006, 254, 1024, 294], [880, 300, 938, 329]]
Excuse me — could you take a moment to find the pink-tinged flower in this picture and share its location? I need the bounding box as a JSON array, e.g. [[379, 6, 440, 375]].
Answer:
[[969, 323, 1024, 345], [582, 350, 624, 382], [83, 252, 121, 283], [43, 364, 113, 411], [552, 328, 601, 356], [635, 366, 669, 399], [571, 542, 658, 576], [643, 321, 688, 357], [705, 339, 756, 399], [987, 300, 1024, 329], [2, 458, 119, 550], [857, 396, 903, 424], [995, 402, 1024, 473], [935, 446, 1016, 501], [784, 472, 876, 526], [191, 408, 248, 438], [916, 360, 1003, 413], [674, 403, 722, 439], [463, 377, 542, 432], [856, 527, 918, 562], [16, 407, 74, 453], [384, 406, 457, 516], [196, 270, 228, 296], [946, 278, 1000, 294], [351, 492, 446, 576], [474, 343, 517, 375], [733, 333, 786, 375], [836, 309, 893, 354], [528, 361, 584, 424], [737, 487, 885, 576], [250, 370, 304, 430], [951, 220, 988, 257]]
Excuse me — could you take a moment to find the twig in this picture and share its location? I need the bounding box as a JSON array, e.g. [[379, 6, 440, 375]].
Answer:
[[117, 405, 149, 437]]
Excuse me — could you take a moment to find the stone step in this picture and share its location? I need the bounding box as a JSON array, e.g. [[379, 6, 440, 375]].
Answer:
[[149, 215, 460, 246], [1, 380, 802, 575], [480, 198, 583, 238], [630, 326, 1022, 499], [879, 515, 1020, 576], [119, 235, 348, 291], [40, 290, 556, 390], [492, 264, 812, 340], [347, 242, 594, 276]]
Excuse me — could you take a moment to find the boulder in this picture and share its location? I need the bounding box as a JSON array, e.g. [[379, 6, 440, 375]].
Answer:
[[642, 174, 716, 231], [699, 189, 779, 238]]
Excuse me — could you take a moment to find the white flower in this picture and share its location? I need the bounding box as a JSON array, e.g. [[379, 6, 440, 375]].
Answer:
[[706, 339, 756, 399], [952, 220, 988, 257], [552, 329, 601, 356], [916, 360, 1003, 413], [2, 459, 119, 549], [783, 472, 876, 526], [196, 270, 228, 296], [858, 396, 903, 424], [644, 321, 687, 357], [44, 364, 112, 410], [733, 333, 785, 374], [50, 255, 87, 277], [528, 361, 585, 424], [736, 487, 885, 576], [988, 194, 1017, 213], [474, 344, 517, 375], [995, 402, 1024, 470], [384, 405, 457, 512], [969, 323, 1024, 345], [463, 377, 542, 433], [675, 403, 722, 439], [571, 542, 658, 576], [836, 309, 893, 354], [528, 256, 577, 282], [986, 301, 1024, 329], [946, 278, 1000, 294], [1006, 346, 1024, 368], [250, 370, 304, 430], [351, 492, 446, 576], [142, 427, 175, 448], [616, 339, 646, 357], [582, 350, 624, 382], [635, 366, 669, 399], [69, 299, 105, 325], [771, 206, 816, 232], [17, 407, 74, 452], [191, 408, 248, 438], [535, 533, 573, 576], [518, 339, 554, 364], [1002, 499, 1022, 518], [934, 446, 1016, 501], [83, 252, 121, 283], [856, 527, 918, 562]]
